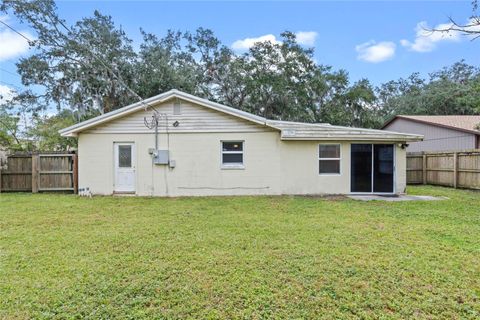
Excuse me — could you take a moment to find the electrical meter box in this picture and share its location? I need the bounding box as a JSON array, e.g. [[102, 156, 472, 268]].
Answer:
[[153, 150, 169, 165]]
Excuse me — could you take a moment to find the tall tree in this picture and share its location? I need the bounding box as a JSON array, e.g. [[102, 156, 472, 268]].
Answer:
[[28, 109, 77, 150], [377, 61, 480, 121], [305, 66, 350, 123], [134, 29, 198, 98], [376, 73, 426, 118], [342, 79, 379, 128], [0, 109, 23, 151], [1, 0, 137, 115]]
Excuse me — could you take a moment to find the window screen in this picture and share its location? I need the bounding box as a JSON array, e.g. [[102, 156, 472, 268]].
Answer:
[[319, 144, 340, 174], [222, 141, 243, 165], [319, 144, 340, 158]]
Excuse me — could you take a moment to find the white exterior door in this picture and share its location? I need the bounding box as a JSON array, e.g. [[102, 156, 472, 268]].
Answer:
[[114, 142, 135, 193]]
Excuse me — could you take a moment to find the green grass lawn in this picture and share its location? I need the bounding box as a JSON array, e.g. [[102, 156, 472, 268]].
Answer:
[[0, 186, 479, 319]]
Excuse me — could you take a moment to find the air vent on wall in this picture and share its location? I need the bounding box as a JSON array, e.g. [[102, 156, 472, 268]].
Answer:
[[173, 99, 181, 115]]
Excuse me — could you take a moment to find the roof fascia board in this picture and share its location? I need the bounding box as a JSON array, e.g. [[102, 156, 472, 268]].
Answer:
[[280, 136, 422, 141]]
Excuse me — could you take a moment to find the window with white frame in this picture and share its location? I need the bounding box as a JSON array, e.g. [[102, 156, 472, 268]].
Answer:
[[319, 144, 341, 174], [222, 141, 244, 167]]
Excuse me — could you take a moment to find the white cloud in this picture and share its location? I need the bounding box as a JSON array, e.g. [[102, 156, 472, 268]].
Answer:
[[232, 34, 280, 50], [0, 15, 34, 61], [400, 19, 480, 52], [0, 84, 16, 104], [400, 21, 460, 52], [355, 40, 396, 63], [231, 31, 318, 50], [295, 31, 318, 46]]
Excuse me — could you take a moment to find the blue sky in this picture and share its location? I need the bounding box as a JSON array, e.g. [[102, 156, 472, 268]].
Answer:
[[1, 0, 479, 103]]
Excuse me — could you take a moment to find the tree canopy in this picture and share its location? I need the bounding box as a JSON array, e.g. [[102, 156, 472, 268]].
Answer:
[[1, 0, 479, 152]]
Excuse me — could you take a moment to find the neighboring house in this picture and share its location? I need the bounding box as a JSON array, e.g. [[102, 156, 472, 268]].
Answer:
[[382, 115, 480, 152], [60, 89, 422, 196]]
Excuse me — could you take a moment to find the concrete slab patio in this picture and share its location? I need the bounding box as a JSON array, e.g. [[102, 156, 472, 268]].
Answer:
[[347, 195, 448, 202]]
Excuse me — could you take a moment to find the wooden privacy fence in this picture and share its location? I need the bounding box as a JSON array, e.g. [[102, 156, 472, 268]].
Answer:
[[407, 149, 480, 190], [0, 152, 78, 193]]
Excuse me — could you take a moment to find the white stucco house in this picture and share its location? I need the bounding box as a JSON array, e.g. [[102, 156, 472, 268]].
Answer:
[[60, 89, 422, 196]]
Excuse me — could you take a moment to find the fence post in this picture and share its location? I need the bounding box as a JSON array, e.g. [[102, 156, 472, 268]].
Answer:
[[0, 167, 2, 193], [31, 154, 39, 193], [73, 153, 78, 194], [453, 152, 458, 189], [422, 152, 427, 185]]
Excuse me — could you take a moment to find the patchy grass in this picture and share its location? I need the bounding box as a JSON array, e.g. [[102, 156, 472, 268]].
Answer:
[[0, 186, 479, 319]]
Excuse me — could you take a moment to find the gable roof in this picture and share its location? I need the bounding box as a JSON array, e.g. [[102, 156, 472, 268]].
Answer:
[[382, 115, 480, 136], [59, 89, 267, 136], [60, 89, 422, 142]]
